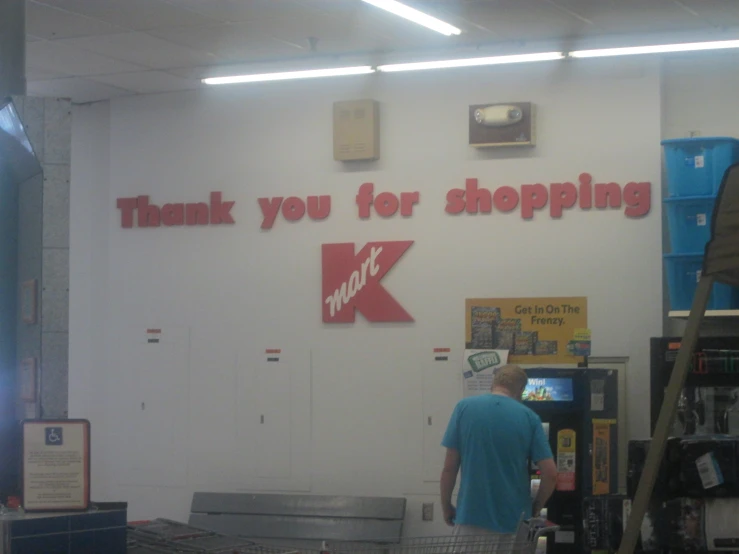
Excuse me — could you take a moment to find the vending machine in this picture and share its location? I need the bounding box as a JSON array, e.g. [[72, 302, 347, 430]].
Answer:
[[524, 368, 619, 554]]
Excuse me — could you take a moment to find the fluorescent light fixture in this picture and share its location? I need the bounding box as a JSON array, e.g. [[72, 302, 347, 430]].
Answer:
[[362, 0, 461, 36], [202, 66, 375, 85], [378, 52, 564, 72], [570, 39, 739, 58]]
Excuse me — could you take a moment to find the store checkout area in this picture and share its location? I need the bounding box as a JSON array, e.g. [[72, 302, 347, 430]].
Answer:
[[3, 368, 620, 554], [7, 356, 739, 554], [0, 494, 407, 554]]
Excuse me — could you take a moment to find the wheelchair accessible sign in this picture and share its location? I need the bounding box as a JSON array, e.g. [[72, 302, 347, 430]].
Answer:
[[45, 427, 63, 446], [462, 349, 509, 397], [22, 419, 91, 512]]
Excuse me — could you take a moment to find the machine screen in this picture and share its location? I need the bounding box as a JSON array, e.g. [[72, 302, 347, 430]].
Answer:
[[523, 378, 574, 401]]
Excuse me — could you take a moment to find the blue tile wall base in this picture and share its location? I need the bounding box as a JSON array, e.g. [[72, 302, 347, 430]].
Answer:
[[0, 508, 126, 554]]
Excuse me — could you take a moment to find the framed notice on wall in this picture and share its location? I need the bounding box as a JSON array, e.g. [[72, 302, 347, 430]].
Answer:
[[22, 419, 91, 512]]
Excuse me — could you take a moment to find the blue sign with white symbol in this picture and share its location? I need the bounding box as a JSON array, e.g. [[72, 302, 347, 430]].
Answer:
[[45, 427, 63, 446]]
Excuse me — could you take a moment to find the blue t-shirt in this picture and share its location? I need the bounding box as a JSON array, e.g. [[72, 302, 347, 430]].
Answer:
[[441, 393, 553, 533]]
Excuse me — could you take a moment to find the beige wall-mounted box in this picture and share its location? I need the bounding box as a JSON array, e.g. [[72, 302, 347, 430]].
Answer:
[[333, 99, 380, 161], [469, 102, 536, 147]]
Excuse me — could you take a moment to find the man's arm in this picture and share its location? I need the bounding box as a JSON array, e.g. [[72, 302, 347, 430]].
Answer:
[[440, 448, 461, 526], [532, 458, 557, 517]]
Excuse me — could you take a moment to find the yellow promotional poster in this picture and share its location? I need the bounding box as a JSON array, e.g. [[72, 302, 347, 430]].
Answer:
[[556, 429, 576, 492], [466, 297, 588, 363], [592, 419, 615, 495]]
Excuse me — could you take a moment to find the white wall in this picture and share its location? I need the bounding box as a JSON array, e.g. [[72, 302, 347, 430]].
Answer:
[[70, 100, 112, 492], [70, 57, 663, 532], [662, 51, 739, 139]]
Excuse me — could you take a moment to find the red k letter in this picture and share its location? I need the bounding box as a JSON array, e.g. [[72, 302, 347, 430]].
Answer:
[[322, 241, 414, 323]]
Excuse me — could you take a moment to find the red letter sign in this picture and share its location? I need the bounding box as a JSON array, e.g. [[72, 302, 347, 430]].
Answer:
[[322, 241, 414, 323]]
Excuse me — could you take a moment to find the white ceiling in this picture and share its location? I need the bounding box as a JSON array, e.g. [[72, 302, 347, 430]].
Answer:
[[24, 0, 739, 103]]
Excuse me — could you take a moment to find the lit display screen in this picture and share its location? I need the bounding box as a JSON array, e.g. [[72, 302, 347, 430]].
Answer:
[[523, 378, 574, 402]]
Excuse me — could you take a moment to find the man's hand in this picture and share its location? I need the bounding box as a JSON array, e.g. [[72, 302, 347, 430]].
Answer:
[[442, 504, 456, 527], [532, 458, 557, 521], [440, 448, 461, 528]]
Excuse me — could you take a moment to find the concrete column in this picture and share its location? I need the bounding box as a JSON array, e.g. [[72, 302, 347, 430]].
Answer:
[[0, 0, 26, 98], [13, 96, 71, 419]]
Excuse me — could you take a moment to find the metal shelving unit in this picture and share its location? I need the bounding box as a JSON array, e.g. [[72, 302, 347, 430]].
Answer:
[[669, 309, 739, 318]]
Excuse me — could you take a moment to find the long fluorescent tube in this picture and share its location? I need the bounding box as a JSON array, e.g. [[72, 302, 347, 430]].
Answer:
[[202, 66, 375, 85], [362, 0, 461, 36], [570, 39, 739, 58], [378, 52, 564, 72], [201, 38, 739, 86]]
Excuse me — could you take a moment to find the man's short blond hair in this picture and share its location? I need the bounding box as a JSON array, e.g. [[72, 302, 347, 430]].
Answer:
[[492, 364, 528, 393]]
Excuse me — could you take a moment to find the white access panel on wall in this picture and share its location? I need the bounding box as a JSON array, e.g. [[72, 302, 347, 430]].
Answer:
[[255, 356, 292, 478], [311, 345, 421, 493], [422, 350, 461, 482], [187, 331, 240, 489], [111, 326, 190, 488], [234, 348, 310, 491]]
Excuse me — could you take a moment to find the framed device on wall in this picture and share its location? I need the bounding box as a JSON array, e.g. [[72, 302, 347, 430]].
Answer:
[[469, 102, 536, 147], [20, 279, 37, 324]]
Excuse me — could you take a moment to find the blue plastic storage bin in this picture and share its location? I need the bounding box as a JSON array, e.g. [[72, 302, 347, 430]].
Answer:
[[664, 196, 716, 253], [662, 137, 739, 196], [664, 253, 739, 311]]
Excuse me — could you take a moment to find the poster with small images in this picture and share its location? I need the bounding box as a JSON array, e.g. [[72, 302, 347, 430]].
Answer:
[[465, 297, 588, 364]]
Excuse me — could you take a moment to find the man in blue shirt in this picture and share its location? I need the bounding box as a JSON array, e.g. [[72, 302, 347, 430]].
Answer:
[[441, 365, 557, 535]]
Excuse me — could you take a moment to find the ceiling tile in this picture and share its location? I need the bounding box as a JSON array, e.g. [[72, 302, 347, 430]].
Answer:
[[31, 0, 219, 30], [90, 70, 201, 93], [26, 1, 122, 39], [678, 0, 739, 26], [60, 32, 223, 70], [163, 65, 216, 80], [26, 77, 132, 103], [267, 5, 393, 47], [148, 24, 304, 62], [453, 0, 593, 41], [309, 36, 395, 57], [160, 0, 304, 24], [27, 40, 148, 76], [543, 0, 708, 34]]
